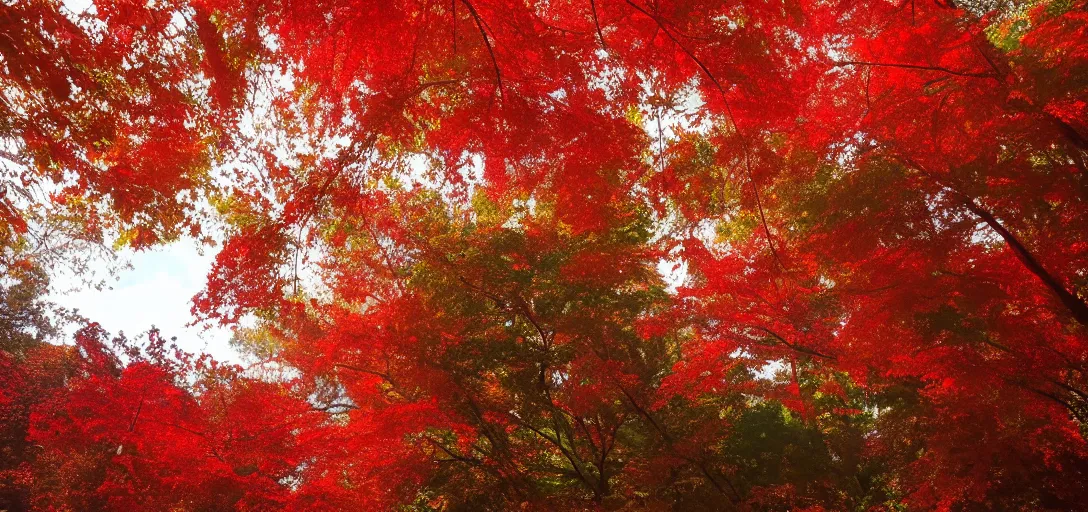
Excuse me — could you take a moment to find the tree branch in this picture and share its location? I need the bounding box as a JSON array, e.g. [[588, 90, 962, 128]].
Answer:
[[832, 60, 999, 79], [459, 0, 503, 98]]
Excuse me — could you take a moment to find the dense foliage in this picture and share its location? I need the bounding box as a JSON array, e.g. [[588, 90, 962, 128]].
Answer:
[[3, 0, 1088, 509]]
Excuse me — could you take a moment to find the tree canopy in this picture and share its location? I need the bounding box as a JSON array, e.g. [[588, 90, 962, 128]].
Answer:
[[2, 0, 1088, 510]]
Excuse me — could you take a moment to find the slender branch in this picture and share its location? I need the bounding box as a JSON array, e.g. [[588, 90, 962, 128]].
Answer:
[[459, 0, 503, 98], [426, 436, 482, 464], [589, 0, 608, 51], [1022, 386, 1088, 424], [623, 0, 785, 272], [128, 398, 144, 432], [895, 154, 1088, 328], [831, 60, 998, 79], [615, 383, 741, 503], [291, 78, 459, 231], [334, 363, 397, 387], [508, 412, 597, 491], [451, 0, 457, 55], [750, 326, 837, 360], [962, 199, 1088, 327]]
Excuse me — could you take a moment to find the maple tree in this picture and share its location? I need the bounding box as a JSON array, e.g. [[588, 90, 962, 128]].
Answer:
[[3, 0, 1088, 510]]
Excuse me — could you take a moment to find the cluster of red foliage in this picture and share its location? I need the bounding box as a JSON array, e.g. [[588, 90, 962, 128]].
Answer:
[[3, 0, 1088, 510]]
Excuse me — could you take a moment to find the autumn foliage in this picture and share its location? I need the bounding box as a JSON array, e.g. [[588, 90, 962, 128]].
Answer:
[[3, 0, 1088, 510]]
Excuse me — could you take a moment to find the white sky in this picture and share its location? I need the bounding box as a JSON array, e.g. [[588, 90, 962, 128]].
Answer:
[[49, 241, 240, 362]]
